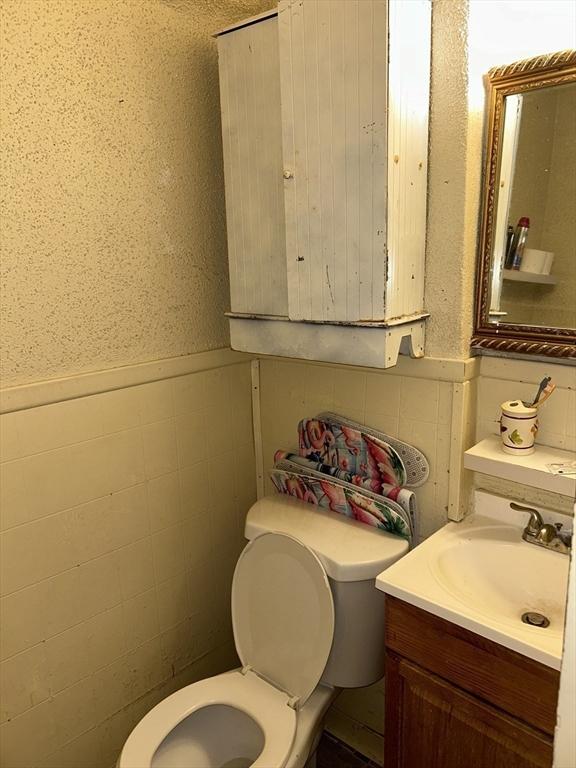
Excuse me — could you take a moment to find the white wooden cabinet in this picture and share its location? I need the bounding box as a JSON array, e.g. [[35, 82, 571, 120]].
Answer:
[[216, 0, 431, 368]]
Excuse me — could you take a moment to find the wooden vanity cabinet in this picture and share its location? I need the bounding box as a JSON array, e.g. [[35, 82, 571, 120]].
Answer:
[[384, 597, 560, 768]]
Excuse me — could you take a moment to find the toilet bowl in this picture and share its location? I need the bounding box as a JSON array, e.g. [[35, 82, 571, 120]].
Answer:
[[120, 670, 337, 768], [119, 496, 408, 768]]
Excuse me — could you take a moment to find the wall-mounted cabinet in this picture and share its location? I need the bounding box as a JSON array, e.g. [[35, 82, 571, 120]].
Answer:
[[216, 1, 431, 368]]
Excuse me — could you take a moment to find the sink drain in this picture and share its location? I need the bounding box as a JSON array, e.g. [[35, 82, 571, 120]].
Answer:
[[521, 612, 550, 628]]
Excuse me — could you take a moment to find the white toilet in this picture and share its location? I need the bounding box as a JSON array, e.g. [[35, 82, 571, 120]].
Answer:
[[119, 496, 408, 768]]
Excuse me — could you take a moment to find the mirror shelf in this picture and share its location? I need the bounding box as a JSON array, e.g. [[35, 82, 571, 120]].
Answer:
[[502, 270, 557, 286]]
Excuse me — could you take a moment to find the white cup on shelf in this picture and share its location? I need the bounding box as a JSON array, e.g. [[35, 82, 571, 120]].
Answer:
[[500, 400, 538, 455]]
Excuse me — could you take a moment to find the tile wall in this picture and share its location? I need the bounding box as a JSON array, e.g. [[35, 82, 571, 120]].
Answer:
[[258, 357, 458, 762], [0, 361, 255, 768]]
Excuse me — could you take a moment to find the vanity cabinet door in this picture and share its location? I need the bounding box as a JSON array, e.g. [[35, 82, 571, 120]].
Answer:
[[385, 652, 553, 768]]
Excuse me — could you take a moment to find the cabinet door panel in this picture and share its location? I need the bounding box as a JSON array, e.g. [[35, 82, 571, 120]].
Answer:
[[385, 653, 553, 768], [385, 596, 560, 734], [218, 17, 288, 316], [278, 0, 388, 323]]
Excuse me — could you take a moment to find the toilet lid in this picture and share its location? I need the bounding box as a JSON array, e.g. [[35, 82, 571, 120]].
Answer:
[[232, 532, 335, 707]]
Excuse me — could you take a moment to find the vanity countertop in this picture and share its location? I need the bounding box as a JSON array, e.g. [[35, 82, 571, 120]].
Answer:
[[376, 491, 570, 669]]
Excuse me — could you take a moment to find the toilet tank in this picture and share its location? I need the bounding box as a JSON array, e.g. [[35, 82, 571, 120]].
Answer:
[[245, 496, 409, 688]]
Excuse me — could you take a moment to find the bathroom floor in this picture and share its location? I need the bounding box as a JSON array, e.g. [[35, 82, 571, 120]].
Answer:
[[317, 733, 381, 768]]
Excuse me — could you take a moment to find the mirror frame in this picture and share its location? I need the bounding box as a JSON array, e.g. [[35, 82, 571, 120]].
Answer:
[[472, 50, 576, 360]]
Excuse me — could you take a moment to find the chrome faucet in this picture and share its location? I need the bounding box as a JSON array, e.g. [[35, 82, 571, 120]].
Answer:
[[512, 503, 572, 555]]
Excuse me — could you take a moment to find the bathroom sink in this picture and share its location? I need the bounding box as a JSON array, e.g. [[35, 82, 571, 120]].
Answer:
[[432, 527, 569, 634], [375, 491, 571, 669]]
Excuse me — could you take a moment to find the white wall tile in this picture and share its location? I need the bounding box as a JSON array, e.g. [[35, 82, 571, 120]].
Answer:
[[151, 524, 188, 583], [97, 389, 141, 435], [142, 419, 178, 479], [90, 655, 134, 725], [175, 410, 207, 468], [365, 372, 401, 416], [52, 676, 99, 745], [0, 411, 23, 463], [399, 377, 440, 423], [1, 584, 49, 660], [1, 440, 107, 531], [227, 363, 252, 414], [234, 442, 257, 520], [363, 410, 399, 438], [182, 515, 212, 571], [103, 428, 146, 492], [438, 382, 453, 425], [204, 404, 234, 459], [122, 589, 160, 652], [0, 699, 58, 768], [39, 724, 104, 768], [113, 538, 156, 601], [77, 552, 127, 618], [0, 564, 114, 660], [172, 371, 208, 415], [0, 513, 76, 596], [231, 403, 254, 450], [160, 618, 209, 677], [333, 368, 367, 412], [179, 462, 211, 519], [67, 484, 149, 566], [135, 380, 174, 424], [46, 605, 126, 694], [0, 644, 50, 723], [0, 398, 102, 462], [204, 367, 232, 406], [156, 571, 193, 632], [148, 471, 182, 532]]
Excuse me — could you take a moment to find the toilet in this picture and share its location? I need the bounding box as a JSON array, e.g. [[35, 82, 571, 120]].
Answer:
[[119, 495, 408, 768]]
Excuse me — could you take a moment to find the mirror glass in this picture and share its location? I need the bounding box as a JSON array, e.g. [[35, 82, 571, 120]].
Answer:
[[487, 82, 576, 329]]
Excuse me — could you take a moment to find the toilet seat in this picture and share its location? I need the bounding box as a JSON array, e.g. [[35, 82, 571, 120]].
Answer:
[[232, 532, 335, 707], [119, 669, 297, 768]]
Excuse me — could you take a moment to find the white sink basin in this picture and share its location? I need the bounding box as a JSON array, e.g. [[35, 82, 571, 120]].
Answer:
[[433, 526, 569, 634], [376, 491, 571, 669]]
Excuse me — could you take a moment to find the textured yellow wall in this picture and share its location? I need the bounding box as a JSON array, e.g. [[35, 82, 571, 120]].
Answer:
[[424, 0, 478, 360], [0, 0, 272, 387]]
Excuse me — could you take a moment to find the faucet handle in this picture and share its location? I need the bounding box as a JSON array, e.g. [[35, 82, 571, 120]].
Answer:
[[536, 524, 557, 544], [510, 502, 543, 535], [555, 522, 573, 548]]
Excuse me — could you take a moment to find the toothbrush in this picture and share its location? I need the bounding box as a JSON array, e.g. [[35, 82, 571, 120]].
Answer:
[[534, 381, 556, 407], [528, 376, 551, 407]]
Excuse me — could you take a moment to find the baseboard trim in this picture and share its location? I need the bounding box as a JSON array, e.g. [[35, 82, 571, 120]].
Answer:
[[0, 348, 254, 414]]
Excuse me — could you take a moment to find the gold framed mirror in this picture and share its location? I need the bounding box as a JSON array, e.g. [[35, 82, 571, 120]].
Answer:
[[472, 50, 576, 360]]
